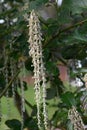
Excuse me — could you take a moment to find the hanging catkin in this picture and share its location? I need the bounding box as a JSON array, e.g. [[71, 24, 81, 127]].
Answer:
[[5, 65, 11, 117], [28, 10, 48, 129], [68, 106, 85, 130], [20, 79, 25, 130], [9, 41, 16, 103], [4, 47, 11, 118], [10, 59, 16, 104], [21, 61, 25, 113], [18, 61, 25, 130]]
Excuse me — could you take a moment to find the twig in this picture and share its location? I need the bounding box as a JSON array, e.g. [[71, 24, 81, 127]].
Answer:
[[44, 18, 87, 46], [39, 16, 48, 27], [77, 75, 85, 85], [0, 70, 20, 98], [25, 99, 33, 109]]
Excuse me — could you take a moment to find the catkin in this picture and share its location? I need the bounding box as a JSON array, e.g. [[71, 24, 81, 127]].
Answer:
[[68, 106, 85, 130], [28, 10, 48, 129]]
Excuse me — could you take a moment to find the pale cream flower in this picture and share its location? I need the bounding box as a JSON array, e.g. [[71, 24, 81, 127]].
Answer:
[[28, 10, 48, 129], [68, 106, 85, 130]]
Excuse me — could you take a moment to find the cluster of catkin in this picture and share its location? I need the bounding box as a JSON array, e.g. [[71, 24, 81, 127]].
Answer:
[[68, 106, 85, 130], [28, 10, 48, 129]]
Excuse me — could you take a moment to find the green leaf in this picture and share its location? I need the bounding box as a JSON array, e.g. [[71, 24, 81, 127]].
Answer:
[[46, 61, 59, 76], [52, 110, 68, 127], [73, 30, 87, 42], [61, 92, 76, 108], [71, 0, 87, 14], [46, 88, 56, 100], [5, 119, 21, 130], [30, 0, 48, 10], [58, 0, 87, 24], [25, 117, 38, 130]]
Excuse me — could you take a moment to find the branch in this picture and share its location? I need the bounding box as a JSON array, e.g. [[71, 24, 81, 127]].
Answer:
[[25, 99, 33, 109], [76, 75, 85, 85], [39, 16, 48, 27], [0, 70, 20, 98], [44, 18, 87, 46], [60, 18, 87, 33]]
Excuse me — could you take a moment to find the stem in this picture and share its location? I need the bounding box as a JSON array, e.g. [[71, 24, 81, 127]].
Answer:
[[39, 16, 48, 27], [0, 70, 20, 98], [25, 99, 33, 109], [60, 18, 87, 33], [44, 18, 87, 46], [15, 91, 29, 120]]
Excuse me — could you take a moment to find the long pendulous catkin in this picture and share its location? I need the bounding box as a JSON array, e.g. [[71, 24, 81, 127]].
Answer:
[[28, 10, 48, 129]]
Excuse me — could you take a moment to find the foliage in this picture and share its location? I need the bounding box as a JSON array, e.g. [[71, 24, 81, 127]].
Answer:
[[0, 0, 87, 130]]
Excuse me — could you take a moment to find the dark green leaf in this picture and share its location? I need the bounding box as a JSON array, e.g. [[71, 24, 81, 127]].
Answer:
[[46, 88, 56, 100], [25, 117, 38, 130], [5, 119, 21, 130], [61, 92, 76, 108]]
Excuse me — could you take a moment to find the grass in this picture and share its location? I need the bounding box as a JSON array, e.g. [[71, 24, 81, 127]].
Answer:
[[1, 85, 58, 130]]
